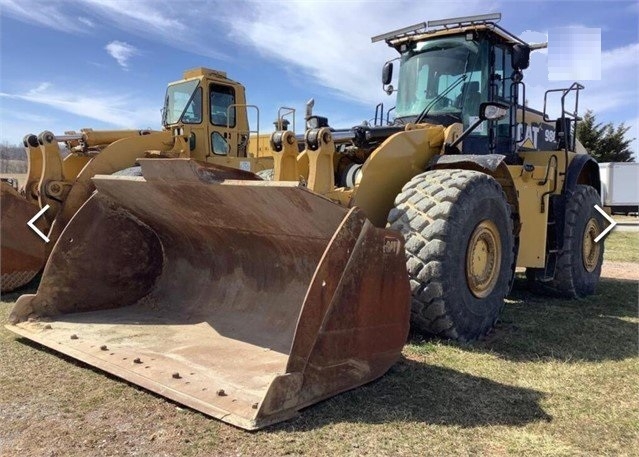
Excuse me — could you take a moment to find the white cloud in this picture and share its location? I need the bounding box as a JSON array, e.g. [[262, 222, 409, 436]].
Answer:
[[27, 82, 52, 95], [0, 0, 86, 32], [78, 16, 95, 28], [0, 0, 229, 60], [105, 41, 138, 69], [520, 36, 638, 117], [10, 110, 53, 124], [516, 31, 637, 156], [84, 0, 230, 60], [600, 43, 639, 71], [520, 30, 548, 55], [82, 0, 185, 32], [224, 0, 490, 107], [0, 83, 160, 129]]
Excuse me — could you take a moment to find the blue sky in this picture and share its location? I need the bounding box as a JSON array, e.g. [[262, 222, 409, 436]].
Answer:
[[1, 0, 637, 154]]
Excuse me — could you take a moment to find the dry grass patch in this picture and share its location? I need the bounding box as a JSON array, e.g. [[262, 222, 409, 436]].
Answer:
[[605, 231, 639, 263]]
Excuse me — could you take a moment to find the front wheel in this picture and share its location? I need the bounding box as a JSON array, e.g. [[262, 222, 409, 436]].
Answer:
[[388, 169, 515, 341]]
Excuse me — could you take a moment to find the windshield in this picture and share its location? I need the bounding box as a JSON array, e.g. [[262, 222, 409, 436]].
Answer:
[[395, 36, 483, 120], [163, 80, 201, 125]]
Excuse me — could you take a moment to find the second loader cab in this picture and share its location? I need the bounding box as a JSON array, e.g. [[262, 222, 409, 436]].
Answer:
[[162, 67, 271, 172], [162, 67, 251, 162]]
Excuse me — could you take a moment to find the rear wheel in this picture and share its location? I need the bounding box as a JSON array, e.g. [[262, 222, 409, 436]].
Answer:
[[527, 185, 604, 297], [388, 169, 515, 341]]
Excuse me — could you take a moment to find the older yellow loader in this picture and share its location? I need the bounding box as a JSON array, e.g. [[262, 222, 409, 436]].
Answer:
[[8, 13, 604, 429], [1, 67, 275, 291]]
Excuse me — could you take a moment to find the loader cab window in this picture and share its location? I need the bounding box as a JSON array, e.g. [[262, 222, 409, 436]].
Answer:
[[210, 84, 236, 127], [180, 87, 202, 124], [395, 35, 488, 128], [492, 46, 514, 138], [164, 80, 201, 125], [491, 45, 515, 106]]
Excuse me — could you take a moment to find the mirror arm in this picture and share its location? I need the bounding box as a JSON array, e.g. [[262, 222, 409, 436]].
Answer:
[[448, 117, 484, 149]]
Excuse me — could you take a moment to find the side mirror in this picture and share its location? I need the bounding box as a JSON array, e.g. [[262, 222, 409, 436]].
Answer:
[[382, 62, 393, 85], [479, 102, 509, 121], [448, 102, 510, 151], [512, 44, 531, 70]]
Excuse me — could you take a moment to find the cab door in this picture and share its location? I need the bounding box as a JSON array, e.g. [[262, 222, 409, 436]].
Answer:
[[208, 83, 238, 159]]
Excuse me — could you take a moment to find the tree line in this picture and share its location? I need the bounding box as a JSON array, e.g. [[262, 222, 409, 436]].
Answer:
[[576, 110, 635, 163], [0, 142, 27, 173]]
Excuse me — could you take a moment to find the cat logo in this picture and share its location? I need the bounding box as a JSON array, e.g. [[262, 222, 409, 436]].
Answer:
[[517, 122, 557, 151], [520, 137, 535, 149]]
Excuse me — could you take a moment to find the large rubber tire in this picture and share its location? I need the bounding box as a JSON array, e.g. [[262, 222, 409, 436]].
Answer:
[[388, 169, 516, 341], [527, 185, 604, 297]]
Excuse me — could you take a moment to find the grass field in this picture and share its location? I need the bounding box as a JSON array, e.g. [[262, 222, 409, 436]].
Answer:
[[1, 232, 637, 456], [605, 231, 639, 263]]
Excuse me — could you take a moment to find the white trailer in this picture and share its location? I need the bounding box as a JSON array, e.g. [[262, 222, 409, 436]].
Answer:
[[599, 162, 639, 214]]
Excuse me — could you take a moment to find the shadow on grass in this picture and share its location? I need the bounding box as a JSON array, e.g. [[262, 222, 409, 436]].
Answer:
[[466, 277, 638, 362], [270, 357, 551, 431], [9, 335, 550, 432]]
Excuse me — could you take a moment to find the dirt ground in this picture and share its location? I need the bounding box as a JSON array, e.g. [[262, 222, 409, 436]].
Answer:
[[518, 260, 639, 281], [601, 260, 639, 280]]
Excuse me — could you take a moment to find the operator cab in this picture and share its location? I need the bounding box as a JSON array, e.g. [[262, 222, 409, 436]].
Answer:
[[376, 13, 545, 160], [161, 68, 254, 160]]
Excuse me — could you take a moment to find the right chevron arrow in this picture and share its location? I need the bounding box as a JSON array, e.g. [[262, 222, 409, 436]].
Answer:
[[593, 205, 617, 243]]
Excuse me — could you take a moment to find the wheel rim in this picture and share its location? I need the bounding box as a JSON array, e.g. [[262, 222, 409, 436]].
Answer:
[[466, 220, 502, 298], [582, 218, 601, 273]]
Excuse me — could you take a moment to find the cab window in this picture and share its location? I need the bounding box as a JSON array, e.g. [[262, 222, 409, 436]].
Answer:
[[181, 87, 202, 124], [211, 132, 230, 156], [210, 84, 236, 127]]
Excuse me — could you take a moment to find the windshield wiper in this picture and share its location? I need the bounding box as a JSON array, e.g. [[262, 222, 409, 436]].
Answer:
[[415, 73, 467, 124]]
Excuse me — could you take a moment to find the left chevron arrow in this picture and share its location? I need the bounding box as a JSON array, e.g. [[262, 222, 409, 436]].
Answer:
[[27, 204, 50, 243]]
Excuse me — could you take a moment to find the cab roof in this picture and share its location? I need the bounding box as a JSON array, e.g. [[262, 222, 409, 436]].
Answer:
[[372, 13, 534, 51]]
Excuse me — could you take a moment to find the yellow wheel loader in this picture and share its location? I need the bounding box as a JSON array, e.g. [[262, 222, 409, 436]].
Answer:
[[8, 13, 604, 429], [1, 67, 275, 292]]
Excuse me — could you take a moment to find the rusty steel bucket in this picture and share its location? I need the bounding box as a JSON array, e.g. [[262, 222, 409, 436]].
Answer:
[[1, 182, 47, 292], [7, 159, 410, 429]]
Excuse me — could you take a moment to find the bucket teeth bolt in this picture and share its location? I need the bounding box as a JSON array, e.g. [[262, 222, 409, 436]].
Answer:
[[251, 402, 259, 409], [216, 389, 226, 397], [70, 334, 78, 340], [172, 372, 181, 379], [134, 358, 142, 364], [100, 345, 108, 351], [43, 324, 52, 330]]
